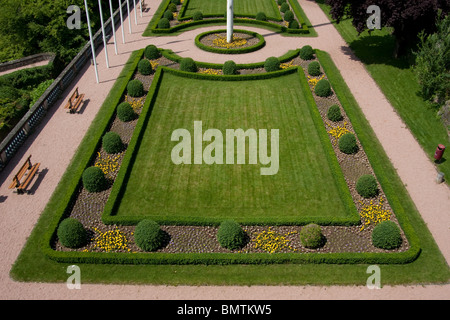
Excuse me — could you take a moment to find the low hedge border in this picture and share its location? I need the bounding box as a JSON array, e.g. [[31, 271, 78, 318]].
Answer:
[[194, 29, 266, 54]]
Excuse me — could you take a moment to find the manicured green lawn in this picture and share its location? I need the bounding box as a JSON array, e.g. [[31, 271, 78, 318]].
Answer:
[[181, 0, 281, 20], [112, 71, 356, 225]]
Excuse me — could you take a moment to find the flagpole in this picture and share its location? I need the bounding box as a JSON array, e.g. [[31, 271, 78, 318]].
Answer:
[[227, 0, 234, 43], [98, 0, 109, 68], [139, 0, 142, 18], [84, 0, 99, 83], [133, 0, 137, 25], [126, 0, 132, 33], [109, 0, 118, 54], [119, 0, 125, 43]]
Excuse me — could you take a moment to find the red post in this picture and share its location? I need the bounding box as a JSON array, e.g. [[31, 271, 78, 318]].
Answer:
[[434, 144, 446, 161]]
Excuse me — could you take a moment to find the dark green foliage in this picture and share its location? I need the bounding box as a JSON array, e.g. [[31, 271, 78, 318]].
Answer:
[[138, 59, 153, 75], [277, 0, 287, 5], [338, 133, 358, 154], [327, 104, 343, 122], [283, 10, 294, 23], [223, 60, 237, 75], [102, 131, 124, 154], [289, 20, 299, 29], [193, 11, 203, 21], [134, 219, 164, 252], [57, 218, 87, 249], [299, 223, 325, 248], [171, 0, 181, 4], [217, 220, 246, 250], [127, 79, 144, 97], [82, 166, 107, 193], [144, 45, 161, 60], [299, 45, 314, 60], [356, 174, 379, 198], [164, 10, 174, 21], [168, 3, 177, 12], [314, 79, 332, 97], [158, 17, 170, 29], [180, 57, 198, 72], [280, 3, 290, 13], [372, 221, 403, 249], [308, 61, 321, 76], [264, 56, 280, 72], [116, 102, 135, 122], [255, 12, 267, 21]]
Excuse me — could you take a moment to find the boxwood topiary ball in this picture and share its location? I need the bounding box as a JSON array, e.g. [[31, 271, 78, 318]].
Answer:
[[102, 131, 124, 154], [82, 166, 107, 192], [264, 56, 280, 72], [283, 10, 294, 23], [255, 12, 267, 21], [308, 61, 321, 76], [57, 218, 87, 248], [289, 20, 299, 29], [299, 45, 314, 60], [168, 3, 177, 12], [134, 219, 164, 251], [223, 60, 237, 75], [180, 57, 198, 72], [117, 102, 135, 122], [127, 79, 144, 97], [171, 0, 181, 4], [158, 17, 170, 29], [277, 0, 286, 5], [138, 59, 152, 75], [217, 220, 246, 250], [144, 45, 161, 60], [356, 174, 379, 198], [314, 79, 332, 97], [193, 11, 203, 21], [372, 221, 402, 249], [327, 104, 343, 122], [299, 223, 325, 249], [163, 10, 174, 21], [280, 3, 289, 13], [338, 133, 358, 154]]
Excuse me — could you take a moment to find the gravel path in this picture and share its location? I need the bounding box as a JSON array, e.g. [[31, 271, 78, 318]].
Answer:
[[0, 0, 448, 299]]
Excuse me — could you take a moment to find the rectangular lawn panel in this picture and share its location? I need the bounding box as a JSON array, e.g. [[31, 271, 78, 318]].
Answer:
[[108, 70, 357, 225], [181, 0, 281, 20]]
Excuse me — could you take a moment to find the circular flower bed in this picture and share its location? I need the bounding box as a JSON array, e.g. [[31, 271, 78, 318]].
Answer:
[[195, 29, 265, 54]]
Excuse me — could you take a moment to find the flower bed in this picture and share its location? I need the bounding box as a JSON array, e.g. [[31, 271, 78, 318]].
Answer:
[[195, 29, 265, 54]]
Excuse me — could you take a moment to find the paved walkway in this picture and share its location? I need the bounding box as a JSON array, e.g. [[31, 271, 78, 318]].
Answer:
[[0, 0, 448, 299]]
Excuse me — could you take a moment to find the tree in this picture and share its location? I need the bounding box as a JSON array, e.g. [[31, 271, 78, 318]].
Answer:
[[326, 0, 450, 57], [413, 11, 450, 104]]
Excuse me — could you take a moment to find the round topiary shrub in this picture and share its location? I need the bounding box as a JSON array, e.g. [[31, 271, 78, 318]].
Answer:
[[280, 2, 289, 13], [223, 60, 237, 75], [163, 10, 174, 21], [264, 56, 280, 72], [158, 17, 170, 29], [283, 10, 294, 22], [338, 132, 358, 154], [308, 61, 321, 76], [356, 174, 379, 198], [193, 11, 203, 21], [138, 59, 152, 75], [144, 44, 160, 60], [127, 79, 144, 97], [299, 45, 314, 60], [255, 12, 267, 21], [134, 219, 164, 252], [299, 223, 325, 249], [289, 20, 299, 29], [168, 3, 177, 12], [82, 166, 107, 192], [372, 221, 402, 249], [171, 0, 181, 4], [277, 0, 286, 5], [314, 79, 332, 97], [180, 57, 198, 72], [57, 218, 87, 248], [216, 220, 246, 250], [102, 131, 124, 154], [327, 104, 343, 122], [117, 102, 135, 122]]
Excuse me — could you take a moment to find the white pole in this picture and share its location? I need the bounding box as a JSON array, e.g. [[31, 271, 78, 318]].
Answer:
[[126, 0, 132, 33], [98, 0, 109, 68], [133, 0, 137, 25], [109, 0, 118, 54], [84, 0, 99, 83], [139, 0, 142, 18], [119, 0, 125, 43], [227, 0, 234, 43]]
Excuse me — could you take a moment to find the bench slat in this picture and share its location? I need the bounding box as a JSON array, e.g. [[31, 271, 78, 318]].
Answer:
[[18, 163, 40, 192]]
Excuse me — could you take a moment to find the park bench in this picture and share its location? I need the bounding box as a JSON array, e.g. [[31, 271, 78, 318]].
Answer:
[[8, 155, 40, 194], [64, 87, 85, 113]]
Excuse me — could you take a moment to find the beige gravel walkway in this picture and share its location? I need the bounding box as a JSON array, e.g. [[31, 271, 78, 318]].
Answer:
[[0, 0, 448, 299]]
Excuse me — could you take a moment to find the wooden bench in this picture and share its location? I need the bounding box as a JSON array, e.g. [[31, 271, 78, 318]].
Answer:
[[8, 155, 40, 194], [64, 87, 85, 113]]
